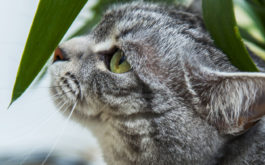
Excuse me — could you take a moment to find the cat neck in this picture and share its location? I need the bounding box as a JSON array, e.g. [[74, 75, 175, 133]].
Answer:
[[220, 119, 265, 164], [83, 106, 227, 165]]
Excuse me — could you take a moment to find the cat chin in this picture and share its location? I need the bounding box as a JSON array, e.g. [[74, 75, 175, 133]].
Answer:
[[51, 96, 104, 127]]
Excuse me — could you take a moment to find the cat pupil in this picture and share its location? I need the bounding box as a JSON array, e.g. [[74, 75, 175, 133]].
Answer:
[[119, 54, 126, 65]]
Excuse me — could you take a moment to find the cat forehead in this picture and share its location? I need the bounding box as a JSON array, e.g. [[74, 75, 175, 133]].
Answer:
[[91, 2, 172, 42]]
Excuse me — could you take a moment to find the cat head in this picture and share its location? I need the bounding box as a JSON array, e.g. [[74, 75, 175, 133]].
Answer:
[[49, 1, 265, 147]]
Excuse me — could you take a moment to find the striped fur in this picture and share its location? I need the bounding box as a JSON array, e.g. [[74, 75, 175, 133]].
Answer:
[[49, 1, 265, 164]]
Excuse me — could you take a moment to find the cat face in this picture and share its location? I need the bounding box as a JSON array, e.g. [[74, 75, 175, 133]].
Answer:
[[50, 35, 148, 118], [49, 2, 265, 164], [49, 3, 202, 120]]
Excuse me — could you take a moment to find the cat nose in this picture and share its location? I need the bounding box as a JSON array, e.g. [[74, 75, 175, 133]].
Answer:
[[53, 47, 66, 63]]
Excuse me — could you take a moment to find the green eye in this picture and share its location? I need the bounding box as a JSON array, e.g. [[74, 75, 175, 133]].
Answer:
[[110, 50, 131, 73]]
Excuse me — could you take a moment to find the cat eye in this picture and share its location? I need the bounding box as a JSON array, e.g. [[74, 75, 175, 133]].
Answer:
[[110, 49, 131, 73]]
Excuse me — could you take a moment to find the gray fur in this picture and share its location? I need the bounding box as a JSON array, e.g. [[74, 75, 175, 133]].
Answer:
[[49, 1, 265, 164]]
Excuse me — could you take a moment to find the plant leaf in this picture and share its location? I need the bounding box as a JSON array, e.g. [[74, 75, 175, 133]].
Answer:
[[10, 0, 87, 106], [202, 0, 258, 72]]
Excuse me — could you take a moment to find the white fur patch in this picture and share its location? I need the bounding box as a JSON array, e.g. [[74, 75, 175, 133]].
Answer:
[[96, 61, 107, 71], [93, 39, 116, 52]]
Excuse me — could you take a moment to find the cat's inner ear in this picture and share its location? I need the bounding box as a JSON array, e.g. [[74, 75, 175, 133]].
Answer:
[[186, 65, 265, 135]]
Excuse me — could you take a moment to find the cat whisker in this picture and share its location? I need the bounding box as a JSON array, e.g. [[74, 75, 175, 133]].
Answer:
[[5, 86, 72, 108], [0, 85, 66, 91], [13, 90, 73, 108], [19, 105, 71, 165], [19, 147, 40, 165], [51, 99, 70, 113], [2, 100, 70, 146], [16, 101, 72, 165], [31, 85, 70, 89], [41, 101, 78, 165], [6, 86, 65, 96], [49, 90, 74, 100]]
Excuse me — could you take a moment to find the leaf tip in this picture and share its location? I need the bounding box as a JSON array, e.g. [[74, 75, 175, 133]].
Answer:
[[9, 90, 20, 109], [7, 100, 14, 109]]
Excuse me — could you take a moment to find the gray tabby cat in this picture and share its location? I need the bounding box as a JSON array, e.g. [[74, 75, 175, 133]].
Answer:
[[49, 1, 265, 165]]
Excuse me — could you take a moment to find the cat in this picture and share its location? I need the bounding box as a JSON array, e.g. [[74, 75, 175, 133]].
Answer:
[[49, 1, 265, 165]]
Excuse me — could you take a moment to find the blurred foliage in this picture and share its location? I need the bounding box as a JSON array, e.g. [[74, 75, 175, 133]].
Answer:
[[235, 0, 265, 58]]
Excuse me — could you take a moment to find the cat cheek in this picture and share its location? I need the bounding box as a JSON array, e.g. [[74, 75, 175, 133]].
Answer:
[[48, 64, 62, 78], [95, 61, 108, 72]]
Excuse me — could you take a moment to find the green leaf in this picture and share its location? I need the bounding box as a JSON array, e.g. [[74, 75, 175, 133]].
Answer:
[[202, 0, 258, 72], [10, 0, 87, 106]]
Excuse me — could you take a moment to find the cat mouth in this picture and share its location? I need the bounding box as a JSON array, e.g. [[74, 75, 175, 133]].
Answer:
[[56, 72, 81, 102]]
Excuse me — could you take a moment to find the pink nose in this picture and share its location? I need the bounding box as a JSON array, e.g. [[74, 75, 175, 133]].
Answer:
[[53, 47, 64, 63]]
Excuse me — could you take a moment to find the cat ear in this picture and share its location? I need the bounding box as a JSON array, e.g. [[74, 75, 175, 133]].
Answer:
[[186, 64, 265, 135]]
